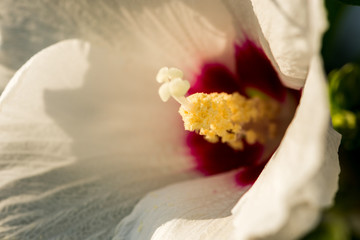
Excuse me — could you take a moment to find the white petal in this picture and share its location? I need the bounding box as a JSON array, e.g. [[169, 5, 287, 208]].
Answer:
[[1, 0, 321, 90], [0, 39, 196, 239], [0, 1, 235, 72], [111, 0, 325, 90], [0, 1, 339, 239], [114, 171, 248, 240], [0, 1, 128, 70], [232, 56, 341, 240], [112, 57, 340, 240], [251, 0, 327, 88]]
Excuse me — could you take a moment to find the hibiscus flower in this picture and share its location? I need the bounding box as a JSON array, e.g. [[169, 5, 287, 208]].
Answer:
[[0, 0, 340, 239]]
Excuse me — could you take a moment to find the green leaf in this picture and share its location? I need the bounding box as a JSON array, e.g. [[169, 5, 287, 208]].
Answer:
[[329, 63, 360, 110], [329, 63, 360, 149], [302, 211, 351, 240], [245, 87, 271, 100]]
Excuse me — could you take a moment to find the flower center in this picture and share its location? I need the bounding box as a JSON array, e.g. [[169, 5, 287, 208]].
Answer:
[[179, 92, 279, 150], [156, 40, 300, 186], [157, 67, 280, 151]]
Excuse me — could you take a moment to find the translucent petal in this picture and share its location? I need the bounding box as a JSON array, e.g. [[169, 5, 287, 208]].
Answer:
[[0, 39, 195, 239], [114, 171, 248, 240], [0, 0, 321, 89], [251, 0, 327, 88], [232, 57, 341, 240]]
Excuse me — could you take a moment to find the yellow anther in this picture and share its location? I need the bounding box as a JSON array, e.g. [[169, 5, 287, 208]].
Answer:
[[179, 92, 279, 150], [245, 130, 257, 145]]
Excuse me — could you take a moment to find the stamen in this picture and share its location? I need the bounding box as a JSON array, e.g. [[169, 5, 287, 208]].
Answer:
[[179, 92, 280, 150], [156, 67, 280, 150]]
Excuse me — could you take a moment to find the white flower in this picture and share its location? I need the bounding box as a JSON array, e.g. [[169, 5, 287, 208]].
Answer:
[[0, 1, 340, 240]]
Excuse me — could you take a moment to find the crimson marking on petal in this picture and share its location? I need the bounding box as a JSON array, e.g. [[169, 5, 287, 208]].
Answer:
[[188, 63, 240, 95], [235, 163, 267, 187], [187, 133, 264, 176], [186, 39, 299, 185], [235, 41, 287, 102]]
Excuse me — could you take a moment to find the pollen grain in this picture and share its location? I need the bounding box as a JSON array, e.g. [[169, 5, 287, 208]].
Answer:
[[179, 92, 279, 150]]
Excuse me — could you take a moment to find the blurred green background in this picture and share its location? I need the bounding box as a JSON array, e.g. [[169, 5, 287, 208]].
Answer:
[[303, 0, 360, 239]]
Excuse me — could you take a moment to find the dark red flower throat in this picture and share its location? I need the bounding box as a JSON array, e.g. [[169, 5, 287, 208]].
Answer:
[[186, 40, 300, 186]]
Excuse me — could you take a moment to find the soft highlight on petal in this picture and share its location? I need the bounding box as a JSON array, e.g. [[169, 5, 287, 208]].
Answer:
[[114, 171, 248, 240], [0, 0, 323, 90], [0, 39, 196, 239], [250, 0, 327, 88]]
